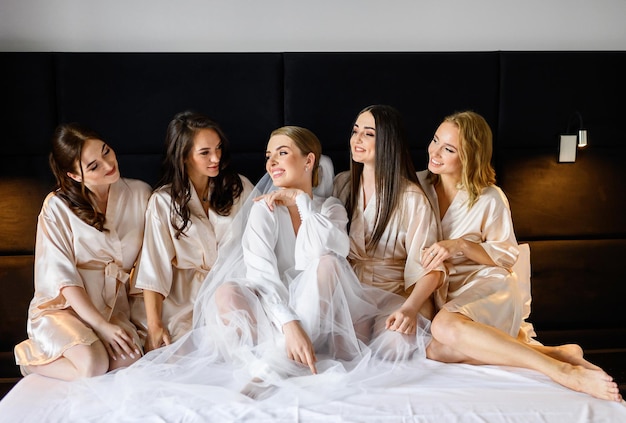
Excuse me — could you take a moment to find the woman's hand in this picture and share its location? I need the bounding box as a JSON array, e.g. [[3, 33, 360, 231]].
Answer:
[[423, 238, 496, 271], [93, 321, 140, 361], [385, 306, 419, 335], [255, 188, 304, 211], [145, 323, 171, 353], [422, 239, 460, 272], [60, 285, 141, 361], [282, 320, 317, 374]]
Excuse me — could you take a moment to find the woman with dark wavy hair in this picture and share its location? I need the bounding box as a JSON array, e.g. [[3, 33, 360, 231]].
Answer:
[[130, 111, 253, 352], [14, 123, 151, 380]]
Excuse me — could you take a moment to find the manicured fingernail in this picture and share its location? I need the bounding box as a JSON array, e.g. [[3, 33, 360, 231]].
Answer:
[[121, 355, 126, 360]]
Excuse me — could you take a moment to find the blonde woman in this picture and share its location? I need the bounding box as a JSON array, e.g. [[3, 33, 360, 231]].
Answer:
[[420, 110, 621, 402]]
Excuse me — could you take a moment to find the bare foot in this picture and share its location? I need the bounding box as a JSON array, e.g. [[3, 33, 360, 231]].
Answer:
[[533, 344, 602, 370], [553, 363, 622, 402]]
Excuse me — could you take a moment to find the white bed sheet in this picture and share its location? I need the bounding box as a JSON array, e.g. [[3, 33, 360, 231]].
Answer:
[[2, 359, 624, 422]]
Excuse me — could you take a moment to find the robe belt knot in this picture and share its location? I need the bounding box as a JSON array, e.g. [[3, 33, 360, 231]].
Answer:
[[105, 262, 130, 284]]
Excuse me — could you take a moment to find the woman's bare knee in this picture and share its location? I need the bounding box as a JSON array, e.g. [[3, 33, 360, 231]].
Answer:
[[65, 342, 109, 378], [215, 282, 246, 314], [430, 310, 470, 347], [316, 255, 341, 293]]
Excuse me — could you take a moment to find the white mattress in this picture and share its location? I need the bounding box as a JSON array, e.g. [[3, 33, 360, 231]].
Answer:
[[2, 359, 624, 422]]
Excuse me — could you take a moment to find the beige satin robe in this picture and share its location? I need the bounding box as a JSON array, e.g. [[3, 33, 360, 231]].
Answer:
[[333, 172, 441, 319], [14, 178, 151, 366], [417, 170, 523, 337], [130, 176, 253, 343]]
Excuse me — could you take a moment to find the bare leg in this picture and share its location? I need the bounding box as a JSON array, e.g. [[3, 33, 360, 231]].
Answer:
[[426, 310, 622, 402], [528, 343, 602, 371], [214, 282, 257, 342], [22, 341, 109, 381], [315, 255, 355, 359]]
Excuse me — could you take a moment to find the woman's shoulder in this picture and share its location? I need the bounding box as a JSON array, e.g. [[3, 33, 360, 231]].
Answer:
[[402, 179, 428, 199], [41, 191, 68, 215], [238, 174, 255, 193], [477, 185, 511, 210], [320, 195, 344, 208], [416, 169, 430, 186], [333, 170, 350, 186], [332, 171, 351, 202], [399, 181, 432, 213], [238, 173, 253, 183], [148, 185, 173, 207], [120, 177, 152, 196]]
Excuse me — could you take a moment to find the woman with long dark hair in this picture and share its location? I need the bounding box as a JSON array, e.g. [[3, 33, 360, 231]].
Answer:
[[14, 123, 151, 380], [333, 104, 444, 360], [131, 111, 253, 352]]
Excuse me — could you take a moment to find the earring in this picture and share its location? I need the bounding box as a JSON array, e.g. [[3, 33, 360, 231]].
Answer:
[[305, 166, 309, 172]]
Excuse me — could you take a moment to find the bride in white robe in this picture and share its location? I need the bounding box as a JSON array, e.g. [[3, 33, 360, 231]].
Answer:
[[202, 125, 379, 382]]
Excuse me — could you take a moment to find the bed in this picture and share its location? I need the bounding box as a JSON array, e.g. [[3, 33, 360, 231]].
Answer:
[[1, 359, 625, 422], [2, 244, 624, 422]]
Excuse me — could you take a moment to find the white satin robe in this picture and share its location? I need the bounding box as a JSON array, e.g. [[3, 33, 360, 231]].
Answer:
[[130, 176, 253, 343], [417, 170, 523, 337], [14, 178, 151, 365], [200, 192, 379, 379]]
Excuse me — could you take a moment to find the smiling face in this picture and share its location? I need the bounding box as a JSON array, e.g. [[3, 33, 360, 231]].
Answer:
[[67, 138, 119, 190], [186, 128, 222, 181], [428, 121, 462, 181], [265, 134, 313, 190], [350, 111, 376, 167]]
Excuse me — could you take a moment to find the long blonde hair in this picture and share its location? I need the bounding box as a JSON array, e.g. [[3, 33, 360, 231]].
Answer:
[[430, 111, 496, 208]]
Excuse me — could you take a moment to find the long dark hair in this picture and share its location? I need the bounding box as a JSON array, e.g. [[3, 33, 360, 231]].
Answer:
[[160, 110, 244, 239], [346, 105, 418, 252], [49, 123, 108, 231]]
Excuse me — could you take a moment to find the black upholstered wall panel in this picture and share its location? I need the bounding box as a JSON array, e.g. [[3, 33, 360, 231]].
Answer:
[[499, 150, 626, 240], [0, 179, 50, 254], [498, 51, 626, 150], [0, 53, 57, 186], [527, 239, 626, 332], [1, 51, 625, 357], [497, 52, 626, 241], [55, 53, 285, 185], [0, 256, 34, 350], [283, 52, 500, 174]]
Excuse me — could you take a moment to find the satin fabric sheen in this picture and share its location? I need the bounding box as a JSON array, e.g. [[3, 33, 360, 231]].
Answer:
[[130, 176, 253, 344], [417, 170, 523, 337], [15, 178, 151, 365]]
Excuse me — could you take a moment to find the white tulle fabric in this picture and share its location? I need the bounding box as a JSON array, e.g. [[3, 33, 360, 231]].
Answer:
[[61, 156, 432, 421]]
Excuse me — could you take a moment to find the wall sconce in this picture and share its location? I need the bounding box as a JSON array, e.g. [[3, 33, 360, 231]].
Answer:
[[558, 111, 588, 162]]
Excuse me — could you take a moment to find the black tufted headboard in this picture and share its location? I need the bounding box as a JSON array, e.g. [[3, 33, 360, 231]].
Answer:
[[1, 51, 625, 356]]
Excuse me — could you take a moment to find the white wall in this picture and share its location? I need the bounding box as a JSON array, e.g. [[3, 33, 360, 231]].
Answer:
[[1, 0, 625, 52]]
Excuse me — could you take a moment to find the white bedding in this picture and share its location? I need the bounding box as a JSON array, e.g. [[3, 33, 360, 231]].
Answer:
[[2, 359, 624, 422]]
